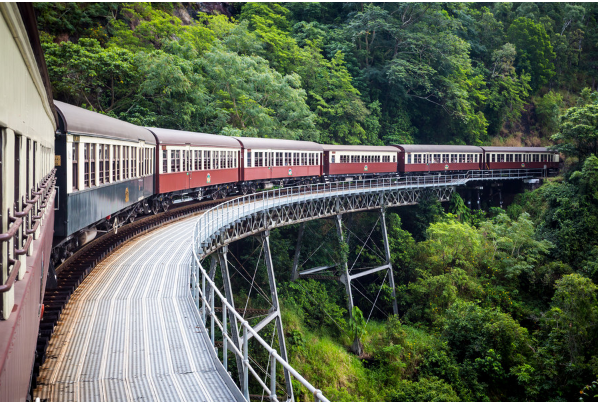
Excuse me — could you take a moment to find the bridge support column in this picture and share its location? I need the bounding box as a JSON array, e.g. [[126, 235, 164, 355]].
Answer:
[[380, 208, 398, 316], [207, 255, 217, 307], [218, 246, 245, 388], [335, 214, 354, 316], [262, 230, 294, 401], [291, 223, 305, 281]]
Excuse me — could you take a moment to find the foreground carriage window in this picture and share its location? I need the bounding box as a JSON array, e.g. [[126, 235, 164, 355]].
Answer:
[[91, 144, 96, 186], [104, 145, 109, 182], [73, 142, 78, 190], [84, 143, 89, 187]]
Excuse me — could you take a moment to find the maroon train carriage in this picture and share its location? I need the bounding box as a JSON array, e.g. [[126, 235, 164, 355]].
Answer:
[[234, 137, 323, 193], [148, 128, 242, 200], [395, 144, 483, 174], [482, 146, 560, 173], [323, 144, 399, 180]]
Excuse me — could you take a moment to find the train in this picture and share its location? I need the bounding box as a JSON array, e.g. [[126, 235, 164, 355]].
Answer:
[[51, 100, 561, 266]]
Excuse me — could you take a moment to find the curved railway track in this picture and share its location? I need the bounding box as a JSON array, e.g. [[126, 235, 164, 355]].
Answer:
[[32, 197, 235, 391]]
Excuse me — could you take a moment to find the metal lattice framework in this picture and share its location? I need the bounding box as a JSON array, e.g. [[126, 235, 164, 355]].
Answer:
[[190, 169, 542, 402]]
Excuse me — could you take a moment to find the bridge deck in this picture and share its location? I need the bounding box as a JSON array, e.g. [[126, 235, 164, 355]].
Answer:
[[35, 216, 243, 402]]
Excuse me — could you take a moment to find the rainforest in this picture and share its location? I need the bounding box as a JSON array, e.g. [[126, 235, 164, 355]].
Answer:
[[35, 3, 598, 401]]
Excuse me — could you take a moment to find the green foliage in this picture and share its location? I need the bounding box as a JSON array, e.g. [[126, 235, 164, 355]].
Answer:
[[551, 89, 598, 163], [43, 38, 138, 113], [281, 279, 346, 335], [534, 90, 563, 137], [386, 377, 460, 402], [507, 17, 556, 91]]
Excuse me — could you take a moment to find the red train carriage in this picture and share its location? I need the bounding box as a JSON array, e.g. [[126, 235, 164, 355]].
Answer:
[[482, 146, 560, 173], [395, 144, 483, 174], [323, 145, 398, 179], [148, 128, 242, 200], [234, 137, 323, 192]]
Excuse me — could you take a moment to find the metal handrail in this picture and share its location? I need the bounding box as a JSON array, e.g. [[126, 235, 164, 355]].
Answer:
[[0, 169, 56, 295], [190, 168, 542, 401], [192, 252, 328, 402]]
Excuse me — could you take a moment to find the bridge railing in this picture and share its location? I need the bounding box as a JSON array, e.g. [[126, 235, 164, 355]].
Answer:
[[190, 168, 541, 401], [195, 169, 541, 252]]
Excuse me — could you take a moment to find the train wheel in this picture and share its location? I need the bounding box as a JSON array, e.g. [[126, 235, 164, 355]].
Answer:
[[211, 190, 219, 200], [113, 217, 119, 234], [162, 201, 170, 212], [152, 200, 160, 215], [219, 189, 227, 199], [241, 185, 249, 195]]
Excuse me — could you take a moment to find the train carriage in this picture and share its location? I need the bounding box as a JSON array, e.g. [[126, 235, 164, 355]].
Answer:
[[482, 146, 560, 173], [395, 144, 483, 174], [323, 145, 398, 179], [0, 3, 58, 400], [148, 128, 241, 200], [53, 101, 155, 251], [235, 137, 323, 192]]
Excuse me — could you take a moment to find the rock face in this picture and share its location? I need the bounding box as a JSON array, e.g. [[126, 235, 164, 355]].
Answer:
[[177, 2, 234, 24]]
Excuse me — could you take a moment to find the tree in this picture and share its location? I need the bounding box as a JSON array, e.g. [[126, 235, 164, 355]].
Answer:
[[551, 89, 598, 163], [43, 38, 140, 113], [507, 17, 556, 91], [199, 46, 318, 140]]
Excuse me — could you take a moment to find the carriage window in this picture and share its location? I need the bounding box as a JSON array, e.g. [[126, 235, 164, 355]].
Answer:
[[220, 150, 226, 169], [466, 154, 472, 163], [415, 154, 422, 164], [103, 145, 109, 182], [227, 151, 232, 168], [204, 150, 210, 170], [84, 143, 90, 188], [276, 152, 282, 166], [132, 147, 136, 177], [124, 146, 129, 179], [212, 151, 218, 169], [509, 154, 514, 162], [71, 142, 78, 189], [162, 150, 167, 173], [32, 141, 37, 192], [91, 144, 96, 186], [99, 146, 104, 184], [499, 154, 505, 162], [170, 150, 176, 173], [255, 151, 262, 167], [176, 150, 181, 172]]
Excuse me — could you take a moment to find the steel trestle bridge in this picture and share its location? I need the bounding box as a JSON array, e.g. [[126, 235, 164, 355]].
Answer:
[[190, 169, 542, 402]]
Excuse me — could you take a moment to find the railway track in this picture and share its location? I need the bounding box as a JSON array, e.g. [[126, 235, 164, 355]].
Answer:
[[32, 197, 235, 392]]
